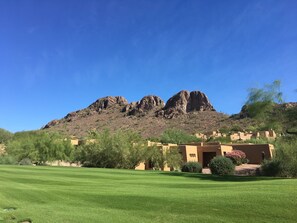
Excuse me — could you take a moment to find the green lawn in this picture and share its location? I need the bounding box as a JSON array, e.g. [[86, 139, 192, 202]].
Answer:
[[0, 166, 296, 223]]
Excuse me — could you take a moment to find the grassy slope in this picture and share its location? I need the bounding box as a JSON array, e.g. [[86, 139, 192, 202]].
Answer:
[[0, 166, 296, 223]]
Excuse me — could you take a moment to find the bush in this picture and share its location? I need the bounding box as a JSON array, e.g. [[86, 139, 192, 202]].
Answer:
[[209, 156, 235, 176], [274, 137, 297, 177], [0, 155, 17, 165], [225, 150, 247, 165], [19, 158, 32, 165], [181, 162, 202, 173], [82, 161, 96, 168], [260, 159, 282, 176]]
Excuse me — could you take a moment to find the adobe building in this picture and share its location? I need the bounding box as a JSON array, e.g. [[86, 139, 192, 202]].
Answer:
[[136, 141, 275, 171], [204, 130, 227, 139], [194, 133, 207, 140], [230, 132, 253, 141], [230, 130, 277, 142], [231, 144, 274, 164], [257, 130, 277, 140], [179, 142, 233, 167]]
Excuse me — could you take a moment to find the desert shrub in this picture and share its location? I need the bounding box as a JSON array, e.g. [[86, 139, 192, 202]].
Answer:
[[209, 156, 235, 176], [260, 159, 282, 176], [225, 150, 247, 165], [181, 162, 202, 173], [274, 137, 297, 177], [19, 158, 32, 165], [82, 161, 96, 168], [0, 155, 17, 165]]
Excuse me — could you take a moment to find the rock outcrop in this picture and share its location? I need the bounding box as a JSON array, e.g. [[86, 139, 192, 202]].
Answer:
[[159, 90, 215, 118], [43, 119, 60, 128], [43, 90, 216, 129], [88, 96, 128, 111], [124, 95, 164, 116]]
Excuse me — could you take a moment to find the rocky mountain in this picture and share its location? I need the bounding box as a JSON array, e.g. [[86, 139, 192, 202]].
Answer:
[[157, 90, 215, 118], [123, 95, 164, 116], [43, 90, 254, 138]]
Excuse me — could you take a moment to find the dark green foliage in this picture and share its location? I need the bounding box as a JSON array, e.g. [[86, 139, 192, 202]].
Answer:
[[259, 136, 297, 177], [165, 147, 183, 170], [0, 155, 17, 165], [181, 162, 202, 173], [260, 159, 282, 176], [19, 158, 32, 165], [209, 156, 235, 176], [230, 125, 244, 132], [243, 80, 288, 133], [285, 106, 297, 134], [160, 129, 201, 144], [144, 145, 165, 170], [75, 130, 147, 169], [0, 128, 13, 144], [274, 136, 297, 177], [245, 80, 283, 119], [6, 131, 74, 164]]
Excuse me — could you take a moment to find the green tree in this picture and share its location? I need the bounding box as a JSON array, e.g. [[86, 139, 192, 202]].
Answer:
[[144, 145, 165, 170], [75, 130, 146, 169], [160, 129, 201, 144], [165, 146, 182, 170], [0, 128, 13, 144], [6, 131, 74, 164], [245, 80, 283, 119]]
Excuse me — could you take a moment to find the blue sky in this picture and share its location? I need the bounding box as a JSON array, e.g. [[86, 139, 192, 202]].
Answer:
[[0, 0, 296, 133]]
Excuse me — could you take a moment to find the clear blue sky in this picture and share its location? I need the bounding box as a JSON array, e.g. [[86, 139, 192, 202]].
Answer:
[[0, 0, 296, 133]]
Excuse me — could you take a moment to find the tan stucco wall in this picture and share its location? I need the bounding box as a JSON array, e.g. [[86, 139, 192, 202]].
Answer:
[[197, 145, 220, 165], [220, 145, 233, 155], [179, 145, 199, 163], [231, 144, 274, 164]]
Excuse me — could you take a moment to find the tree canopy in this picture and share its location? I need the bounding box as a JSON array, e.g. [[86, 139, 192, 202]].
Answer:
[[0, 128, 13, 144], [245, 80, 283, 119]]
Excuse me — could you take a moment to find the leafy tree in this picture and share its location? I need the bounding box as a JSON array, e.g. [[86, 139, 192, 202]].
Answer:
[[6, 131, 73, 164], [0, 128, 13, 144], [244, 80, 283, 119], [144, 145, 165, 170], [165, 146, 183, 170], [160, 129, 201, 144], [75, 130, 146, 169]]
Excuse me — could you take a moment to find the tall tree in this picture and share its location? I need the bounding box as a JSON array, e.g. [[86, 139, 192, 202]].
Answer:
[[245, 80, 283, 119]]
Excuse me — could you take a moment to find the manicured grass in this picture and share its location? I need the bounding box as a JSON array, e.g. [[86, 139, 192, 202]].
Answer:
[[0, 166, 297, 223]]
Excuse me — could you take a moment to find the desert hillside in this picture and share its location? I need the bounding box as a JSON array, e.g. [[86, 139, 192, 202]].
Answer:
[[43, 90, 256, 138]]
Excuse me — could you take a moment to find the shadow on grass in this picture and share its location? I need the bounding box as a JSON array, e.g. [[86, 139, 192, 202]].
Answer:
[[158, 171, 285, 182]]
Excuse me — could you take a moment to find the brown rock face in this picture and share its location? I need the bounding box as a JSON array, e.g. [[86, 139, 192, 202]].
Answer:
[[125, 95, 164, 116], [161, 90, 215, 118], [88, 96, 128, 111], [188, 91, 215, 112], [43, 119, 60, 128]]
